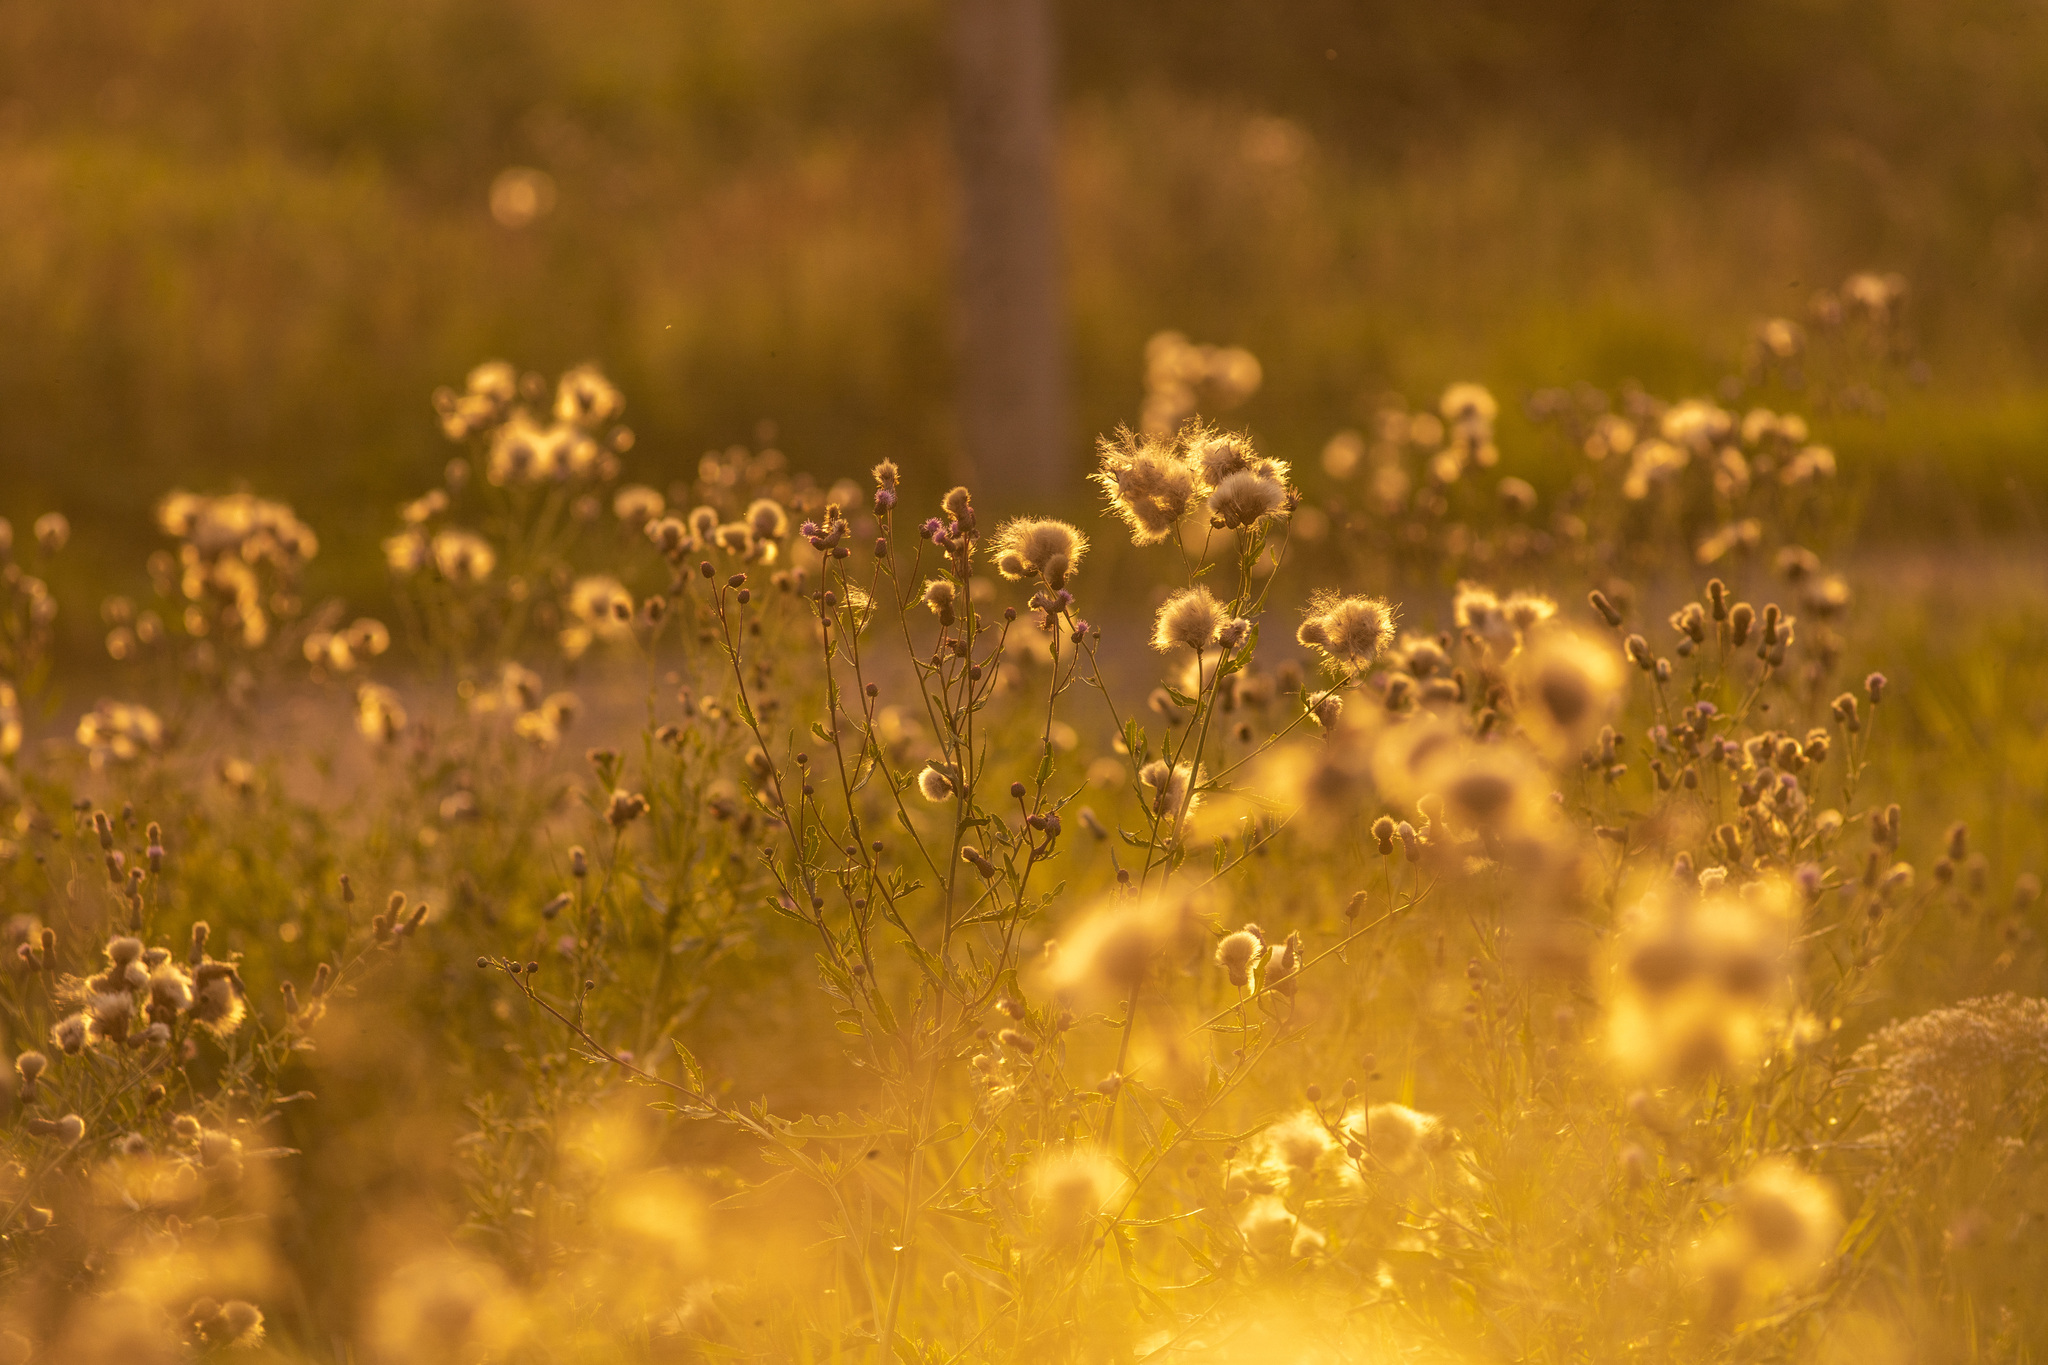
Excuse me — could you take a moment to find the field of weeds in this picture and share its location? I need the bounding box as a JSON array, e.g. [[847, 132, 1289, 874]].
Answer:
[[2, 296, 2046, 1364]]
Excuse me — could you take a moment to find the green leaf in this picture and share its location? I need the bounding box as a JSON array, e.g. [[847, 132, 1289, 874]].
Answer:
[[669, 1038, 707, 1092], [709, 1168, 798, 1210]]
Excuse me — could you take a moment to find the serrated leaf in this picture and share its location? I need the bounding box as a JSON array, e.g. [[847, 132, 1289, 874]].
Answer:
[[921, 1121, 966, 1149], [669, 1038, 707, 1092], [710, 1168, 799, 1210]]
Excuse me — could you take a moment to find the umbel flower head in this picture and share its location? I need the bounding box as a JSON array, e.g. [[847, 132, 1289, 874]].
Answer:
[[992, 519, 1088, 587], [1296, 591, 1396, 668]]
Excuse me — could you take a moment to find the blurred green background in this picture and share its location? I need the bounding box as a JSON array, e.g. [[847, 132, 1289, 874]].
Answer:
[[5, 0, 2048, 594]]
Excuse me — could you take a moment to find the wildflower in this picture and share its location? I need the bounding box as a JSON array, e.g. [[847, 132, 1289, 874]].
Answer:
[[1622, 439, 1689, 499], [1661, 398, 1734, 453], [189, 961, 247, 1037], [613, 484, 665, 525], [1263, 1110, 1335, 1178], [430, 529, 496, 583], [1031, 1147, 1119, 1242], [1238, 1195, 1321, 1261], [1137, 759, 1201, 820], [916, 762, 957, 802], [0, 680, 19, 757], [992, 519, 1088, 585], [1452, 582, 1510, 645], [1094, 428, 1200, 545], [1209, 466, 1292, 530], [712, 521, 758, 560], [1780, 445, 1837, 485], [1605, 880, 1798, 1082], [1343, 1102, 1445, 1174], [186, 1299, 266, 1349], [1266, 931, 1302, 999], [382, 529, 429, 575], [1296, 591, 1395, 668], [866, 458, 901, 515], [484, 411, 551, 484], [1695, 1159, 1842, 1317], [554, 363, 624, 429], [368, 1251, 526, 1362], [745, 498, 790, 543], [1438, 750, 1538, 831], [1853, 994, 2048, 1167], [76, 700, 165, 768], [33, 512, 69, 553], [1513, 630, 1623, 759], [562, 575, 634, 658], [148, 962, 194, 1023], [1583, 413, 1636, 461], [355, 684, 408, 742], [682, 505, 720, 548], [461, 359, 517, 407], [1502, 591, 1557, 634], [1440, 382, 1498, 429], [51, 1013, 90, 1054], [1215, 929, 1262, 989], [606, 791, 649, 828], [1440, 382, 1500, 466], [1040, 898, 1188, 1002], [1152, 587, 1226, 653]]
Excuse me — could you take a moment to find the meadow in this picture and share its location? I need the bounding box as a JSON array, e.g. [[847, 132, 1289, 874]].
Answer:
[[3, 297, 2047, 1363], [7, 3, 2048, 1359]]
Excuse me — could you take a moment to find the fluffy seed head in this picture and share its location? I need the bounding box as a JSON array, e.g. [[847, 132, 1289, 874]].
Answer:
[[745, 498, 789, 542], [1214, 930, 1262, 988], [1345, 1102, 1443, 1174], [921, 578, 958, 625], [1137, 759, 1201, 820], [1208, 468, 1291, 530], [1031, 1147, 1119, 1241], [1094, 429, 1199, 545], [916, 763, 955, 802], [1153, 587, 1226, 653], [52, 1013, 89, 1054], [1296, 592, 1396, 667], [1186, 427, 1260, 487], [992, 519, 1088, 584]]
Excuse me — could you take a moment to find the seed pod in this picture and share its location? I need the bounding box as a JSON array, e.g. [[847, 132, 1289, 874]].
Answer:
[[1729, 603, 1755, 647]]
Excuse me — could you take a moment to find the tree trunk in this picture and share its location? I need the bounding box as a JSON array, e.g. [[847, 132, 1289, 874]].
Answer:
[[947, 0, 1067, 507]]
